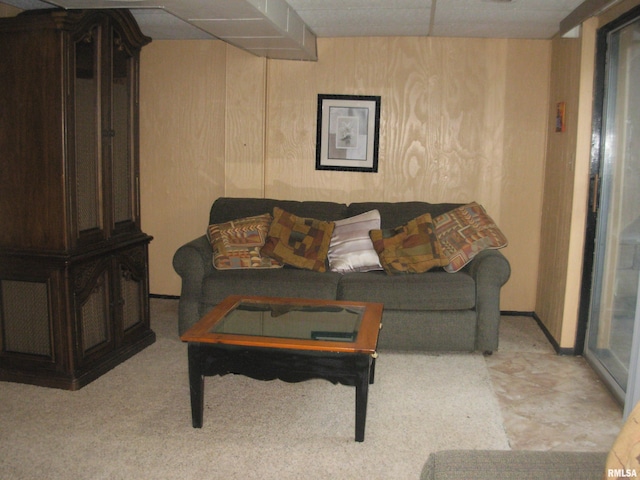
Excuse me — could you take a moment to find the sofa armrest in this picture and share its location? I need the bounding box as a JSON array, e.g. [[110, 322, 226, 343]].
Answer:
[[421, 450, 607, 480], [172, 235, 214, 335], [462, 249, 511, 353]]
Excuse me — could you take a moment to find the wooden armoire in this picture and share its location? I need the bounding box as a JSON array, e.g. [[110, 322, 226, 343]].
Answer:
[[0, 9, 155, 390]]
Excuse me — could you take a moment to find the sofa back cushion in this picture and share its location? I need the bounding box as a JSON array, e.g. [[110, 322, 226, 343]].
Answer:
[[209, 197, 348, 225], [347, 202, 461, 229]]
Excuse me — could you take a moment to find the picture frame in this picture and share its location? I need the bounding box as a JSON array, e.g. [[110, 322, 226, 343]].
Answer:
[[315, 94, 381, 172]]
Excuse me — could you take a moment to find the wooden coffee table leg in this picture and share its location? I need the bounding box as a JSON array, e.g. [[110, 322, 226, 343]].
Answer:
[[188, 343, 205, 428], [355, 355, 371, 442]]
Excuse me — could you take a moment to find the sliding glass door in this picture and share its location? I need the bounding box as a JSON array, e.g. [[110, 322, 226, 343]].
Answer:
[[583, 7, 640, 415]]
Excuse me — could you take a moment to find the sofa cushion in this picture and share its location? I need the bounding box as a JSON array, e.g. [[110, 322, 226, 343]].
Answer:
[[347, 202, 461, 229], [421, 450, 608, 480], [207, 213, 283, 270], [328, 210, 383, 273], [261, 207, 335, 272], [337, 270, 475, 311], [209, 197, 348, 225], [434, 202, 508, 273], [201, 268, 343, 306], [369, 213, 449, 274]]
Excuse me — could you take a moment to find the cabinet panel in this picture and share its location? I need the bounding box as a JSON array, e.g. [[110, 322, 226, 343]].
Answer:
[[111, 30, 135, 227], [120, 262, 143, 332], [74, 24, 103, 237], [74, 262, 112, 356], [1, 280, 52, 357]]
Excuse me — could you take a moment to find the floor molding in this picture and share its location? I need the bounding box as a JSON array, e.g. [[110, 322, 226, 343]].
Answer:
[[501, 310, 576, 355], [150, 301, 579, 355], [150, 293, 180, 300]]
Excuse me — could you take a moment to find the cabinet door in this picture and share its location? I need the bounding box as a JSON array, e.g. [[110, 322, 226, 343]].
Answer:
[[72, 257, 114, 366], [72, 15, 141, 246], [73, 22, 105, 246], [114, 244, 149, 341], [108, 23, 140, 237]]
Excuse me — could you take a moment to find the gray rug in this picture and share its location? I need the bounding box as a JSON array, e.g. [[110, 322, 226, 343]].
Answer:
[[0, 300, 509, 479]]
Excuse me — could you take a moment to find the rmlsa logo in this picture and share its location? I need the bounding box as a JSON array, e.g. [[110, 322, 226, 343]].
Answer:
[[608, 469, 638, 478]]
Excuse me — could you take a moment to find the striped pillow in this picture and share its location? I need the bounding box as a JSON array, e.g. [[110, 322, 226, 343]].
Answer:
[[434, 202, 508, 273], [207, 213, 283, 270]]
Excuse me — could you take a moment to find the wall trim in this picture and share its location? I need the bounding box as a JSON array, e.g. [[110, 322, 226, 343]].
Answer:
[[150, 294, 180, 300], [501, 310, 577, 356], [149, 302, 579, 355]]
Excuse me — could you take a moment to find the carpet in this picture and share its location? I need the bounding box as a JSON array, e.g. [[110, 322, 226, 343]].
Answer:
[[0, 300, 509, 480]]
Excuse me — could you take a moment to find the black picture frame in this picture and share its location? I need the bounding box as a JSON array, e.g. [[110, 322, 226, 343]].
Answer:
[[315, 94, 381, 173]]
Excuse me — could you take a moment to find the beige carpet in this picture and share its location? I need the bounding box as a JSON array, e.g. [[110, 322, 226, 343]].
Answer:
[[0, 299, 509, 480]]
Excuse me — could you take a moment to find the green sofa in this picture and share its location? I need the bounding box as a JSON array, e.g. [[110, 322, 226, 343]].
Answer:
[[421, 398, 640, 479], [421, 450, 608, 479], [172, 197, 511, 352]]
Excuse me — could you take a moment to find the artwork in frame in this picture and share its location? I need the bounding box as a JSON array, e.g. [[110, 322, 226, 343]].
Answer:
[[316, 94, 381, 173]]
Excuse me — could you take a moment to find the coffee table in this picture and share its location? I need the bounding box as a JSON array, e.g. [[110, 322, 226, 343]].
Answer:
[[180, 295, 383, 442]]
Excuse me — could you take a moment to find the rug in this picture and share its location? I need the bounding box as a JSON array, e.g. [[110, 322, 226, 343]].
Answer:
[[0, 300, 509, 480]]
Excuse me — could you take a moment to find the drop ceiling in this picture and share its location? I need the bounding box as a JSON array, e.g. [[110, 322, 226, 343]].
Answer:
[[0, 0, 617, 60]]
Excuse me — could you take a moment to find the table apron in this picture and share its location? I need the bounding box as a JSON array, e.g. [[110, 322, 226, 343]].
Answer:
[[189, 343, 372, 386]]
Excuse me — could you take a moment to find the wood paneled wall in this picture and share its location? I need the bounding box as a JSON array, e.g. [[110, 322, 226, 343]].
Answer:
[[536, 32, 587, 349], [535, 0, 640, 349], [139, 41, 227, 295], [141, 37, 550, 312]]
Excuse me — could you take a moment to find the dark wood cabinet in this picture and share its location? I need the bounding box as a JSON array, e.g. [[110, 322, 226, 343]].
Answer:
[[0, 9, 154, 390]]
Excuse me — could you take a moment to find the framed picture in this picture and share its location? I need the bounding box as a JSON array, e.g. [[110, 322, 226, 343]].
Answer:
[[315, 94, 381, 172]]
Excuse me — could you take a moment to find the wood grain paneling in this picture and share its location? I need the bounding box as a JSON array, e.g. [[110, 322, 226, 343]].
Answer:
[[265, 37, 549, 310], [501, 40, 551, 311], [536, 18, 600, 349], [224, 47, 266, 197], [140, 37, 551, 313], [140, 40, 226, 295], [536, 35, 583, 347]]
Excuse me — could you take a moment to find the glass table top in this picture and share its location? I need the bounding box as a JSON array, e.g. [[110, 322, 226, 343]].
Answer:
[[210, 301, 364, 342]]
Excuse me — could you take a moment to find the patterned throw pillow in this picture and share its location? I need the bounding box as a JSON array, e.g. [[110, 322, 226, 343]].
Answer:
[[328, 210, 383, 273], [369, 213, 449, 275], [260, 207, 335, 272], [207, 213, 283, 270], [434, 202, 508, 273]]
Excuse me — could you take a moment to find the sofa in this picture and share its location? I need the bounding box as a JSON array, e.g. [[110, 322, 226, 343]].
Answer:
[[173, 197, 511, 352], [420, 398, 640, 480]]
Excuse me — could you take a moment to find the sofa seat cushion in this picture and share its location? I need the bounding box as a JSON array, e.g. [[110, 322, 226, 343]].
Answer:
[[421, 450, 608, 480], [201, 268, 343, 305], [336, 270, 475, 311]]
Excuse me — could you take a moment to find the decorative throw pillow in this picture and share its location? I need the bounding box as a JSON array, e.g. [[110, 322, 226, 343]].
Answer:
[[369, 213, 449, 275], [207, 213, 283, 270], [260, 207, 335, 272], [434, 202, 508, 273], [328, 210, 383, 273]]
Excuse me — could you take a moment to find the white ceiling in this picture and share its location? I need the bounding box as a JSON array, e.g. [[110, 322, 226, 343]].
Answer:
[[0, 0, 615, 60]]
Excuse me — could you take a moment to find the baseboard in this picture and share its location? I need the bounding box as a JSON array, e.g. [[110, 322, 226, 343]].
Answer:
[[500, 310, 576, 356], [501, 310, 535, 317], [150, 293, 180, 300], [148, 302, 578, 355]]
